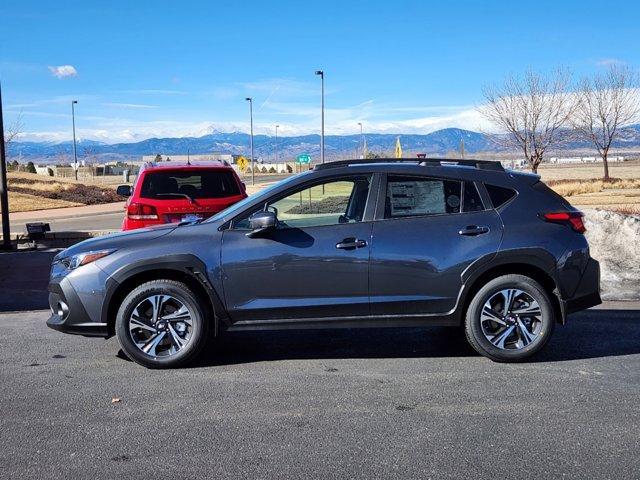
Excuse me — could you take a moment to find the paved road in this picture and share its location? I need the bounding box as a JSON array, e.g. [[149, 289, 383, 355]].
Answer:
[[14, 211, 125, 232], [1, 304, 639, 479]]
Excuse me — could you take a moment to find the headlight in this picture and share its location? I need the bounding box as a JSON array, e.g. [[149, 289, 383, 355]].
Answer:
[[61, 249, 116, 270]]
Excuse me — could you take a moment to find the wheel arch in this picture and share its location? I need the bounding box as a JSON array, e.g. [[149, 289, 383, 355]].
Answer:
[[102, 255, 227, 337], [457, 253, 564, 326]]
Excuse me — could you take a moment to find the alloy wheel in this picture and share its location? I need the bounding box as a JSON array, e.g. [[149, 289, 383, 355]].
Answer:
[[128, 294, 193, 357], [480, 288, 543, 350]]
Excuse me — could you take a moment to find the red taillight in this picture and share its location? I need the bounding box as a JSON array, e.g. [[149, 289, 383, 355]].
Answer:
[[127, 203, 159, 220], [542, 211, 586, 233]]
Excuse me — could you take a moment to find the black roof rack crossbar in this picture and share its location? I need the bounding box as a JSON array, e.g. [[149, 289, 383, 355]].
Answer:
[[313, 158, 504, 172]]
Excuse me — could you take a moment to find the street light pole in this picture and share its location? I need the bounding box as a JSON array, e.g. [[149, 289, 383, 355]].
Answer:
[[245, 97, 255, 186], [357, 122, 363, 158], [71, 100, 78, 180], [275, 124, 279, 164], [0, 82, 11, 250], [315, 70, 324, 166]]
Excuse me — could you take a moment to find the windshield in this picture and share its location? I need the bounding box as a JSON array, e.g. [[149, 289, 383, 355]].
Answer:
[[140, 170, 241, 200], [204, 172, 310, 223]]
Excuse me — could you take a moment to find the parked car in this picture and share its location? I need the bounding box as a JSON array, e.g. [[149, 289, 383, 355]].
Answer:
[[48, 158, 600, 368], [116, 161, 247, 230]]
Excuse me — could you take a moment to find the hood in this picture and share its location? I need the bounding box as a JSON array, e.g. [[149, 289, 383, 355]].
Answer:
[[55, 223, 177, 261]]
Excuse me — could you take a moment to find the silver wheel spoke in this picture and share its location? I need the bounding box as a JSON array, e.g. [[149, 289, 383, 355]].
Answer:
[[167, 323, 187, 351], [150, 295, 169, 323], [162, 305, 192, 324], [512, 303, 542, 316], [516, 319, 536, 346], [141, 331, 166, 356], [130, 317, 156, 333], [500, 289, 520, 314], [481, 305, 506, 326], [489, 325, 515, 349]]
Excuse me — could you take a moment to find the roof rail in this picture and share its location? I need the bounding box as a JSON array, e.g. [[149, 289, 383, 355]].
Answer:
[[313, 157, 504, 172]]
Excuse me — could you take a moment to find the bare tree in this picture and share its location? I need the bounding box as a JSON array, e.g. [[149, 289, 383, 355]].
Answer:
[[4, 111, 24, 148], [572, 65, 640, 180], [480, 69, 575, 173]]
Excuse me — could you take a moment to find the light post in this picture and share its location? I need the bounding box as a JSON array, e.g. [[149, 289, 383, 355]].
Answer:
[[275, 124, 279, 164], [357, 122, 363, 158], [315, 70, 324, 166], [0, 82, 11, 249], [245, 97, 254, 185], [71, 100, 78, 180]]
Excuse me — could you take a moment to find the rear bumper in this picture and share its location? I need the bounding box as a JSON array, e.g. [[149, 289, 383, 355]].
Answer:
[[46, 278, 109, 337], [563, 258, 602, 316]]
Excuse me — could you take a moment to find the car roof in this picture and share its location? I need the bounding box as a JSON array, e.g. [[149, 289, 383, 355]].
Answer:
[[141, 161, 233, 172], [309, 158, 539, 185]]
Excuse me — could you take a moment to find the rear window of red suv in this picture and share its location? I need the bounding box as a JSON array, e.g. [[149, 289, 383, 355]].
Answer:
[[140, 170, 241, 200]]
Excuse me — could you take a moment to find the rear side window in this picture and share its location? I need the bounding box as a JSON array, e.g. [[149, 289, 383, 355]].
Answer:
[[485, 184, 517, 208], [140, 170, 241, 200], [463, 182, 484, 212], [385, 176, 462, 218]]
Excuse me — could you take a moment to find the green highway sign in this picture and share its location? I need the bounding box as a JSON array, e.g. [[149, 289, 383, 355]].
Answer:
[[296, 154, 311, 164]]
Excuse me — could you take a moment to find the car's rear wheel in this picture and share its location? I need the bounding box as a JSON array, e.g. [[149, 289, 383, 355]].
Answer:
[[464, 274, 555, 362], [115, 280, 209, 369]]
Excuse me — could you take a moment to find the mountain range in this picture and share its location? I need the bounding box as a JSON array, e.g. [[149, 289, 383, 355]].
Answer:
[[8, 125, 640, 163]]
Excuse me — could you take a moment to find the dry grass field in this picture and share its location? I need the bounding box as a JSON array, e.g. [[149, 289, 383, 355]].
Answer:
[[2, 172, 123, 213], [540, 161, 640, 214]]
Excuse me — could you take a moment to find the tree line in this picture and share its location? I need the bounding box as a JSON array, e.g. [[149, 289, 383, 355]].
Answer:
[[480, 65, 640, 179]]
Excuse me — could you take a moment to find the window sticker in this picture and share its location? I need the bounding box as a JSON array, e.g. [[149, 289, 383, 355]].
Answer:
[[389, 181, 445, 216]]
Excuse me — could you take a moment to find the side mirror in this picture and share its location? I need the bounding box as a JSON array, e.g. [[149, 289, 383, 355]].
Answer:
[[116, 185, 132, 197], [241, 182, 247, 193], [246, 210, 278, 238]]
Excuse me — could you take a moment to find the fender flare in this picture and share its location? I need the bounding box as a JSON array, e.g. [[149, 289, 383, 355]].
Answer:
[[101, 254, 228, 335], [454, 248, 564, 323]]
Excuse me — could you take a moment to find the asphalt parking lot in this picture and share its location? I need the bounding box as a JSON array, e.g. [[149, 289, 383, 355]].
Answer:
[[1, 303, 639, 479]]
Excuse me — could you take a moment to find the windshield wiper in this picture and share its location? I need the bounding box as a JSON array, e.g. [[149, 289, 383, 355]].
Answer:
[[156, 193, 197, 204]]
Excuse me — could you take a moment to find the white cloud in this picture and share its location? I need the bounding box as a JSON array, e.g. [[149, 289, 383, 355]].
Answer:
[[596, 58, 626, 67], [102, 102, 158, 109], [48, 65, 78, 79]]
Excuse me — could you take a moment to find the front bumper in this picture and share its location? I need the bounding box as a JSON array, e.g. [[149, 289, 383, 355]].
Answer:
[[46, 265, 109, 337]]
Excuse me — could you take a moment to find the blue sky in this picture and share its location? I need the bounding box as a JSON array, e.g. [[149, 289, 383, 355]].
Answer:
[[1, 0, 638, 143]]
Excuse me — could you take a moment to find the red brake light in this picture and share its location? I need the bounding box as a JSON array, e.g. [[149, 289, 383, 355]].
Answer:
[[127, 203, 158, 220], [542, 211, 586, 233]]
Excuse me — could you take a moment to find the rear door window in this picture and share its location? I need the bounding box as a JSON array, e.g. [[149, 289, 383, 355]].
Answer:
[[385, 176, 462, 218], [463, 181, 485, 212], [140, 170, 241, 200]]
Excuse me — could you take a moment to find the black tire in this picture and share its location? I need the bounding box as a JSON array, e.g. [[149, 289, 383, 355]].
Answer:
[[464, 274, 555, 362], [115, 279, 210, 369]]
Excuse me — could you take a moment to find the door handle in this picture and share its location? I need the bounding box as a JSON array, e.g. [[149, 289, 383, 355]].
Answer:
[[458, 225, 490, 236], [336, 238, 368, 250]]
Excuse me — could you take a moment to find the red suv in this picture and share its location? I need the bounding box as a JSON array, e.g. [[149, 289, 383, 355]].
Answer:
[[117, 161, 247, 230]]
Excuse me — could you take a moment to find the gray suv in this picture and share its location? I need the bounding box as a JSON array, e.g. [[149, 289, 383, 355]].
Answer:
[[47, 159, 601, 368]]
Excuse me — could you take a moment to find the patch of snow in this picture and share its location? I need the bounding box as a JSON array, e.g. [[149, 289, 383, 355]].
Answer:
[[584, 209, 640, 301]]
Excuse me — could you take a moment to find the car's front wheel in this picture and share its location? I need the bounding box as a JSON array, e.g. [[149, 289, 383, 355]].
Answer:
[[464, 274, 555, 362], [115, 280, 209, 368]]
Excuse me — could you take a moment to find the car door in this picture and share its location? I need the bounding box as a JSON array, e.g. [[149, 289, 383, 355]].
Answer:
[[369, 174, 503, 316], [221, 174, 376, 323]]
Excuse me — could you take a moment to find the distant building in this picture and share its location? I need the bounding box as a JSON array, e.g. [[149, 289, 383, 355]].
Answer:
[[549, 156, 625, 164]]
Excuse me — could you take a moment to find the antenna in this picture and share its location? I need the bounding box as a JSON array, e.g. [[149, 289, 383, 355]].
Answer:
[[187, 148, 191, 165]]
